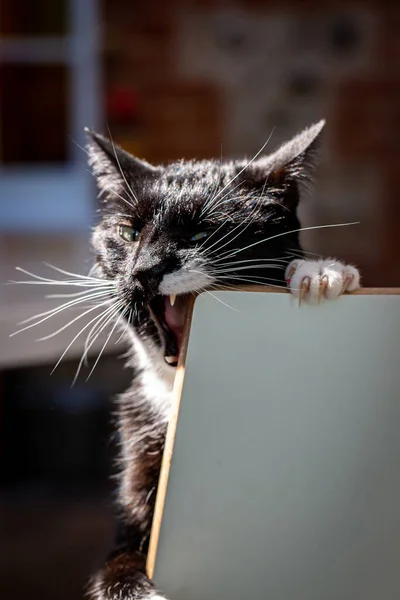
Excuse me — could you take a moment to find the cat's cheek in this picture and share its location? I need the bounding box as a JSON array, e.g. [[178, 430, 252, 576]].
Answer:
[[159, 268, 214, 295], [285, 258, 360, 304]]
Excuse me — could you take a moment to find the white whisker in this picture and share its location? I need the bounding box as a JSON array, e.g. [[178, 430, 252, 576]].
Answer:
[[220, 222, 359, 261], [46, 288, 112, 299], [214, 276, 289, 290], [43, 263, 111, 282], [212, 257, 290, 267], [50, 300, 124, 375], [73, 301, 126, 384], [114, 308, 132, 345], [204, 290, 240, 312], [10, 279, 111, 288], [202, 180, 245, 217], [204, 193, 268, 257], [212, 264, 285, 274], [107, 127, 138, 205], [86, 307, 127, 381], [37, 299, 114, 341], [13, 289, 113, 330], [207, 128, 275, 209], [216, 273, 285, 284], [83, 300, 124, 355]]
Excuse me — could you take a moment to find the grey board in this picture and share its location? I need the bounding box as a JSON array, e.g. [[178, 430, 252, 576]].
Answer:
[[153, 291, 400, 600]]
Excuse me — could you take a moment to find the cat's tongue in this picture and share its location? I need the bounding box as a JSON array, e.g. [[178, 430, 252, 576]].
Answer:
[[164, 295, 186, 356]]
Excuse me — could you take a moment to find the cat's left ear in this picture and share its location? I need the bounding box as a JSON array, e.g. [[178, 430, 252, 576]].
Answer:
[[85, 129, 162, 203], [243, 120, 325, 210]]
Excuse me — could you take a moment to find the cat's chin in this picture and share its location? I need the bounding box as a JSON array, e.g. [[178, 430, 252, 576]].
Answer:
[[148, 294, 190, 368]]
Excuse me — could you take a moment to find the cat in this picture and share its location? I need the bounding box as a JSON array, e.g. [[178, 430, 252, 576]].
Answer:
[[85, 120, 360, 600]]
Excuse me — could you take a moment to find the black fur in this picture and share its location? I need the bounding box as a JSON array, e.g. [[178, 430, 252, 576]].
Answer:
[[86, 121, 325, 599]]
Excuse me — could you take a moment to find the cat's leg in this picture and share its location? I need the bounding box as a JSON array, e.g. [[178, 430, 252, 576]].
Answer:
[[285, 258, 360, 304], [88, 386, 169, 600]]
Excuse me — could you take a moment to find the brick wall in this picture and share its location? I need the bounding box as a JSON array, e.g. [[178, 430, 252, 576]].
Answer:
[[102, 0, 400, 286]]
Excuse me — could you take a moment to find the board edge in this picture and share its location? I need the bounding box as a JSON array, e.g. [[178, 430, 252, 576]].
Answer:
[[146, 295, 196, 578]]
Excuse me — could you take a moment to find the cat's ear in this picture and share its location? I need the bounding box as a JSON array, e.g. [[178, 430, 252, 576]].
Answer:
[[243, 120, 325, 210], [85, 129, 162, 202]]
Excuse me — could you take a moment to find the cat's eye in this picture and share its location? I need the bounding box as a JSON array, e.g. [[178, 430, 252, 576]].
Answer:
[[119, 225, 140, 243], [189, 231, 209, 242]]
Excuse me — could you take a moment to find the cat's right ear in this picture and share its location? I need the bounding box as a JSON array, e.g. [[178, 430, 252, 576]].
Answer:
[[85, 129, 162, 203], [239, 120, 325, 212]]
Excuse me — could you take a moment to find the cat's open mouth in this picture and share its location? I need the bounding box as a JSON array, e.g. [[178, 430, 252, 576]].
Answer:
[[148, 295, 189, 367]]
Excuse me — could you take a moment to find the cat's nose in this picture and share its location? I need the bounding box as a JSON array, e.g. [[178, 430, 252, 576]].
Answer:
[[135, 260, 168, 293], [147, 262, 166, 277]]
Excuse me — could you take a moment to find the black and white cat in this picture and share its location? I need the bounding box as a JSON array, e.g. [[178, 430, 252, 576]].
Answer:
[[85, 120, 360, 600]]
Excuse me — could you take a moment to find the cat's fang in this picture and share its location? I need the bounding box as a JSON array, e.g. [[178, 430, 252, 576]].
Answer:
[[165, 355, 178, 365], [170, 295, 176, 306]]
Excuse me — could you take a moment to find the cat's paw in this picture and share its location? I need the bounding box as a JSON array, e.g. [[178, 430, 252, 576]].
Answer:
[[285, 258, 360, 304]]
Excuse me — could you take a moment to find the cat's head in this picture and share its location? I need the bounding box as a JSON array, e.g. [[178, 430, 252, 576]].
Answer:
[[87, 120, 324, 369]]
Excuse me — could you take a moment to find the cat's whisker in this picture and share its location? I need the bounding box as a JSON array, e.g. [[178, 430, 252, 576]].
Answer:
[[212, 264, 285, 274], [212, 257, 290, 267], [101, 182, 136, 210], [200, 182, 220, 217], [203, 207, 236, 223], [73, 301, 127, 384], [14, 289, 113, 328], [15, 290, 110, 325], [37, 299, 115, 341], [50, 299, 125, 376], [84, 299, 124, 352], [180, 279, 239, 310], [215, 274, 284, 283], [199, 193, 259, 251], [206, 127, 275, 212], [200, 163, 226, 217], [115, 307, 133, 345], [201, 180, 244, 218], [13, 266, 113, 288], [203, 180, 246, 217], [107, 127, 139, 206], [207, 282, 239, 293], [10, 279, 111, 288], [188, 269, 215, 279], [83, 310, 112, 364], [214, 275, 289, 290], [197, 219, 228, 251], [43, 263, 112, 282], [204, 195, 269, 257], [46, 288, 113, 299], [86, 157, 136, 210], [203, 290, 240, 312], [213, 274, 309, 292], [285, 248, 322, 259], [200, 193, 268, 263], [202, 194, 274, 261], [220, 222, 360, 262], [86, 306, 127, 382], [205, 192, 254, 220]]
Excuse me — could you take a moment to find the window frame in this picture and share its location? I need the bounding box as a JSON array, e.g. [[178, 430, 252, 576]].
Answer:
[[0, 0, 102, 231]]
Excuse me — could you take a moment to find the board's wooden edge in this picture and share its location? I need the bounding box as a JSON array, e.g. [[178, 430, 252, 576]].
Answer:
[[147, 295, 196, 578], [146, 286, 400, 577], [212, 285, 400, 295]]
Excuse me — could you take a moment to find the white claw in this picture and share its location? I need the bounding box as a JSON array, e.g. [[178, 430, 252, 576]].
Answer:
[[170, 295, 176, 306]]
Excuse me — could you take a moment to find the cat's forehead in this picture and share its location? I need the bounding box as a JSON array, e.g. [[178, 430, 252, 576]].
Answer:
[[152, 159, 234, 201], [129, 158, 250, 228], [162, 159, 231, 186]]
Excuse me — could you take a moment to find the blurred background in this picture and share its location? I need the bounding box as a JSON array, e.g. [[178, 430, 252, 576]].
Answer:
[[0, 0, 399, 598]]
